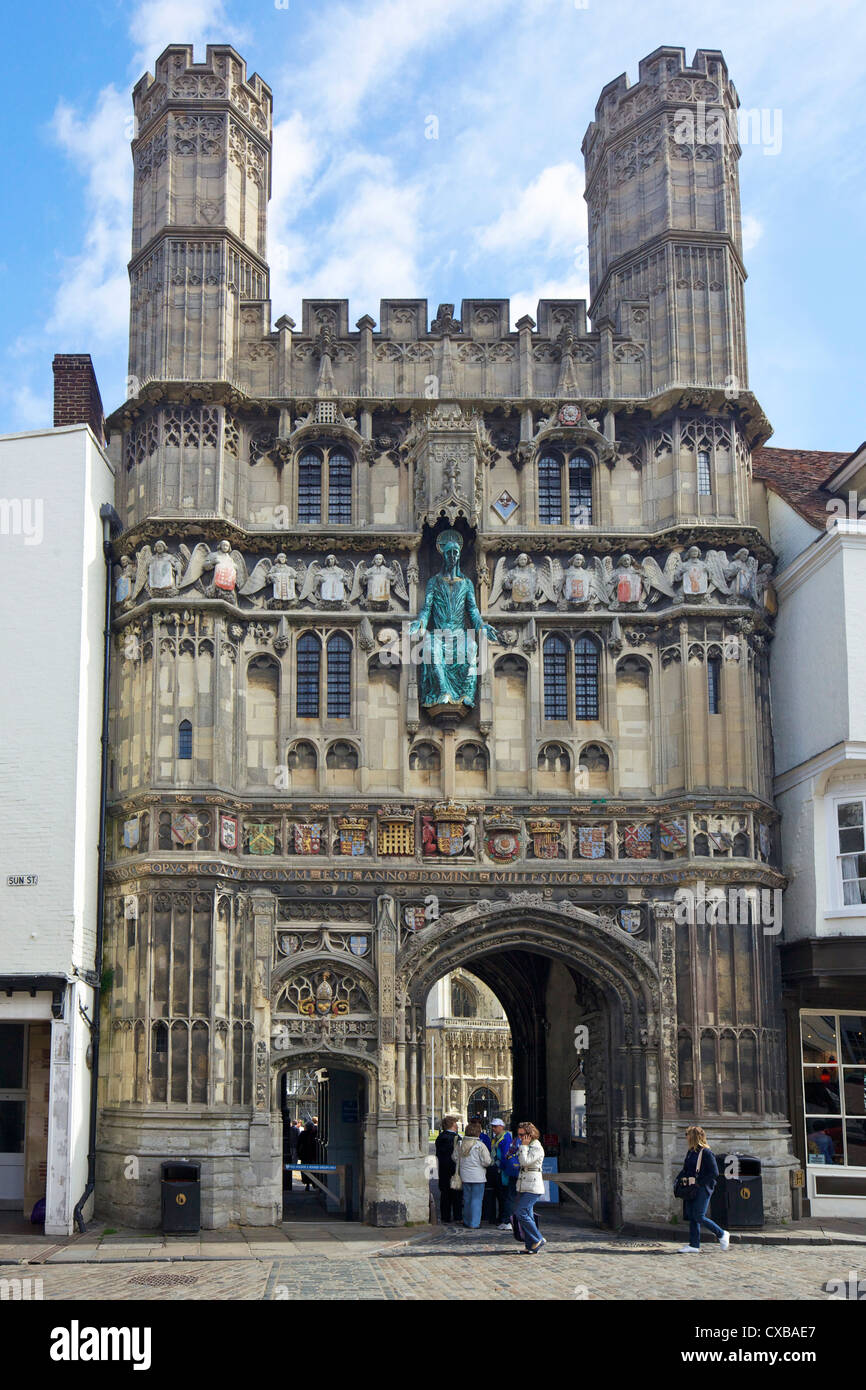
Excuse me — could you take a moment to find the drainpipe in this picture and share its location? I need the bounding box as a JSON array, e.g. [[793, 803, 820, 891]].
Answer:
[[74, 502, 121, 1233]]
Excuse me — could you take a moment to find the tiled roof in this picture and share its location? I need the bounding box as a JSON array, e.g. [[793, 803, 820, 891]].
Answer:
[[752, 446, 852, 529]]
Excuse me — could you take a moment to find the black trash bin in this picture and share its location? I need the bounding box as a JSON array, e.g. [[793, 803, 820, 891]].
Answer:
[[710, 1153, 763, 1228], [161, 1161, 201, 1233]]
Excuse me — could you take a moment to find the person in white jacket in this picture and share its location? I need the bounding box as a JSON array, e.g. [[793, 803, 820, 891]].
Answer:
[[513, 1122, 547, 1253], [457, 1120, 492, 1229]]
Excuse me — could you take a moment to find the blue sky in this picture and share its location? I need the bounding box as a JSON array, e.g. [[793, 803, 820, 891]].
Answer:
[[1, 0, 864, 451]]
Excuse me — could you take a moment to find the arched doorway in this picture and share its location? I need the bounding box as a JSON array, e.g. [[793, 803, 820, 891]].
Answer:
[[397, 895, 664, 1229], [467, 1086, 500, 1129]]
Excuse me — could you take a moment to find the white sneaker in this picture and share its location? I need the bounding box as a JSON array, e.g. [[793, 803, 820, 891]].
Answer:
[[677, 1244, 701, 1253], [497, 1223, 512, 1231], [719, 1230, 730, 1251]]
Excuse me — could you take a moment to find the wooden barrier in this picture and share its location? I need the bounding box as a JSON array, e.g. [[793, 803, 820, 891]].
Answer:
[[546, 1171, 602, 1225]]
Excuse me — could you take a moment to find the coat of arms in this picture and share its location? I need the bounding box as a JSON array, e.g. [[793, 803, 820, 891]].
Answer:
[[294, 823, 322, 855], [578, 826, 606, 859], [247, 822, 276, 855], [338, 818, 368, 856], [623, 824, 653, 858], [485, 831, 521, 862], [528, 819, 562, 859], [171, 812, 198, 847], [659, 818, 687, 853], [122, 816, 140, 850], [434, 801, 468, 856], [349, 935, 369, 956], [220, 814, 238, 851], [403, 906, 427, 933], [619, 907, 643, 935]]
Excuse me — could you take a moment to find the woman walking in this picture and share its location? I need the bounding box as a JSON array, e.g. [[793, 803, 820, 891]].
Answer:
[[457, 1119, 492, 1229], [674, 1125, 730, 1253], [512, 1122, 547, 1254]]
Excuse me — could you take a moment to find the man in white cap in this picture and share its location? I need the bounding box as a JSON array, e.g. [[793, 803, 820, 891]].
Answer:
[[488, 1119, 516, 1230]]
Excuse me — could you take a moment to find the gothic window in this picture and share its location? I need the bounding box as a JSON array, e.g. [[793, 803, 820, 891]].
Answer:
[[574, 636, 600, 719], [538, 453, 562, 523], [538, 449, 595, 524], [296, 633, 321, 717], [452, 979, 479, 1018], [297, 445, 354, 525], [328, 452, 352, 523], [707, 655, 722, 714], [697, 448, 712, 495], [543, 634, 569, 719], [178, 720, 192, 759], [326, 632, 352, 717], [298, 451, 322, 523], [569, 453, 594, 525]]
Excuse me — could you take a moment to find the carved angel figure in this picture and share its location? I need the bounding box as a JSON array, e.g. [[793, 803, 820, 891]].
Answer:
[[723, 548, 760, 603], [114, 555, 134, 605], [299, 553, 353, 606], [489, 553, 560, 608], [240, 553, 305, 606], [178, 539, 248, 597], [612, 551, 679, 607], [130, 540, 183, 601], [560, 552, 613, 608], [674, 546, 732, 600], [349, 553, 408, 609]]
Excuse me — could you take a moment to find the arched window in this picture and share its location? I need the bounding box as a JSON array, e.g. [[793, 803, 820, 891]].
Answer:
[[326, 632, 352, 717], [328, 451, 352, 523], [569, 453, 593, 525], [543, 633, 569, 719], [296, 633, 321, 717], [451, 978, 478, 1018], [697, 448, 712, 496], [297, 451, 322, 524], [707, 655, 722, 714], [538, 453, 562, 523], [178, 720, 192, 759], [574, 636, 600, 719]]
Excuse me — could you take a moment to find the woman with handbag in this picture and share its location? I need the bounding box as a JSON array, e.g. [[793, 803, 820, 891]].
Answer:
[[512, 1122, 547, 1253], [673, 1125, 730, 1253], [456, 1119, 492, 1229]]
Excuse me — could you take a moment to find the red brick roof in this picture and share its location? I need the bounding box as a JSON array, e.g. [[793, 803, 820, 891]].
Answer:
[[752, 446, 852, 529]]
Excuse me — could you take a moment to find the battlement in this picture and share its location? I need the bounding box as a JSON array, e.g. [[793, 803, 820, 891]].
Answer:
[[290, 298, 589, 342], [582, 45, 737, 160], [133, 43, 272, 138]]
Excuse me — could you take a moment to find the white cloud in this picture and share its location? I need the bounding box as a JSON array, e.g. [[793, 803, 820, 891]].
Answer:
[[477, 162, 587, 259], [128, 0, 244, 74], [741, 214, 764, 254], [48, 86, 132, 349]]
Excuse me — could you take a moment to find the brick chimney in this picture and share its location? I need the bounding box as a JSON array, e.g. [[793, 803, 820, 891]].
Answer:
[[52, 354, 105, 445]]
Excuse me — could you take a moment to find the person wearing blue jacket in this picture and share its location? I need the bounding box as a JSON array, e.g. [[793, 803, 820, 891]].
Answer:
[[674, 1125, 730, 1253], [488, 1120, 516, 1229]]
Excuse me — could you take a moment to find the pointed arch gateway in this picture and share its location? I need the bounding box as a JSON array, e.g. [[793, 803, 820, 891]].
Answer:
[[397, 895, 669, 1229]]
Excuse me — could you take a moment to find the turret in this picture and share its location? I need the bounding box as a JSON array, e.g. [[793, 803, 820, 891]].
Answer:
[[583, 46, 746, 392]]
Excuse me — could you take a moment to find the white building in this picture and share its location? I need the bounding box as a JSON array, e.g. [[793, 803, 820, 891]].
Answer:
[[758, 442, 866, 1217], [0, 356, 115, 1235]]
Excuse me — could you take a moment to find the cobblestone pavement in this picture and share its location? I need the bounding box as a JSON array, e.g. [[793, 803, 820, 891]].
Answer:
[[1, 1232, 860, 1300]]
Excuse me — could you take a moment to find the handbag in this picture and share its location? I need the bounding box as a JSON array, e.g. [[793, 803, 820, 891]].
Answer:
[[673, 1146, 703, 1201], [450, 1169, 463, 1191]]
